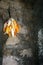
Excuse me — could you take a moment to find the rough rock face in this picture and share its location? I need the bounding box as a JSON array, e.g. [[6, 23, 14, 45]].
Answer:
[[3, 20, 33, 65], [0, 0, 43, 65]]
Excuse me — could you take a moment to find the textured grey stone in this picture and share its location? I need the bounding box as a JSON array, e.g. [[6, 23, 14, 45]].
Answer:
[[0, 0, 43, 65]]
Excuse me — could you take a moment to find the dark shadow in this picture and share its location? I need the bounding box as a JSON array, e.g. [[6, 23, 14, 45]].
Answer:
[[0, 15, 8, 65]]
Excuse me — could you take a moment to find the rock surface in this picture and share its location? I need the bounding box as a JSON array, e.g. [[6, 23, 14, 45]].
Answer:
[[0, 0, 43, 65]]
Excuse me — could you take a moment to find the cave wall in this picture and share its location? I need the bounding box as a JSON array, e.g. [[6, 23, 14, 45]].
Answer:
[[0, 0, 43, 65]]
